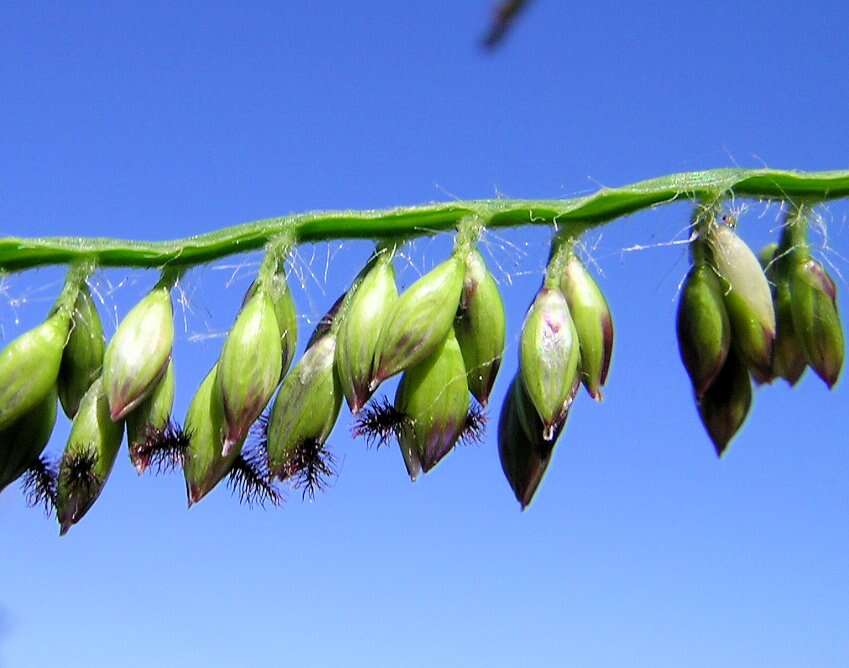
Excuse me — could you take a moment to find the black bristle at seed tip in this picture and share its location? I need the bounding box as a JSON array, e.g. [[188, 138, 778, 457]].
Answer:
[[227, 443, 282, 509], [130, 420, 190, 475], [460, 404, 488, 446], [21, 455, 58, 516], [279, 438, 337, 502], [351, 397, 410, 449], [61, 450, 99, 500]]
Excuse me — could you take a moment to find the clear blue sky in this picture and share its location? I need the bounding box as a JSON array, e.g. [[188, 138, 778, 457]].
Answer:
[[1, 2, 847, 667]]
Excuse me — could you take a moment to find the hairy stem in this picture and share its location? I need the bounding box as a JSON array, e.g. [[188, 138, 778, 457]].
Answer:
[[2, 168, 848, 272]]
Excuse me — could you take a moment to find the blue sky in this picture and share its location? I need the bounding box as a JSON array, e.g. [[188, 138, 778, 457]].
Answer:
[[1, 2, 847, 667]]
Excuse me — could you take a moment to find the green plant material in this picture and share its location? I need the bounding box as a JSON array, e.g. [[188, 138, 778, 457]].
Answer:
[[0, 312, 69, 432], [58, 284, 105, 418], [127, 360, 176, 472], [759, 243, 807, 386], [454, 249, 506, 406], [560, 252, 613, 401], [371, 255, 465, 388], [266, 333, 342, 480], [102, 284, 174, 421], [519, 287, 581, 441], [696, 350, 752, 457], [336, 251, 398, 412], [0, 386, 58, 494], [56, 377, 125, 534], [498, 376, 567, 510], [249, 256, 298, 377], [789, 258, 844, 388], [3, 169, 847, 272], [394, 328, 470, 477], [182, 365, 242, 506], [676, 263, 731, 397], [218, 285, 282, 454], [707, 222, 776, 383]]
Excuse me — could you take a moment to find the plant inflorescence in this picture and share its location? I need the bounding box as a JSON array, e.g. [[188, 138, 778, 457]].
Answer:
[[0, 167, 846, 532]]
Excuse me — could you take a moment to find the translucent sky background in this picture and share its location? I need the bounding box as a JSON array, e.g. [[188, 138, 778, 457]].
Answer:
[[1, 2, 847, 666]]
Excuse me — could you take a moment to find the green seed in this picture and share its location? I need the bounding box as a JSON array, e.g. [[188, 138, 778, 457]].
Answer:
[[56, 377, 124, 534], [497, 377, 565, 510], [182, 364, 241, 506], [58, 284, 105, 418], [371, 255, 465, 388], [789, 258, 844, 388], [394, 328, 470, 477], [102, 285, 174, 421], [126, 360, 176, 472], [0, 385, 58, 494], [454, 249, 506, 406], [336, 254, 398, 412], [266, 333, 342, 479], [218, 286, 282, 454], [249, 266, 298, 377], [696, 350, 752, 457], [560, 253, 614, 401], [0, 312, 69, 432], [707, 223, 776, 383], [519, 287, 580, 441], [676, 264, 731, 397]]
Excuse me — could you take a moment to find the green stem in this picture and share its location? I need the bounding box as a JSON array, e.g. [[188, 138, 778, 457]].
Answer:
[[2, 167, 848, 272]]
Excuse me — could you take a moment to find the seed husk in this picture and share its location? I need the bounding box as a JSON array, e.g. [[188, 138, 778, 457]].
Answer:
[[676, 264, 732, 397], [696, 350, 752, 457], [707, 223, 776, 383], [498, 377, 567, 510], [58, 284, 105, 419], [56, 377, 125, 534], [102, 285, 174, 422], [560, 253, 613, 400], [181, 365, 243, 505], [0, 385, 58, 494], [519, 287, 581, 441], [789, 257, 844, 388], [394, 328, 470, 476], [454, 249, 506, 406], [266, 333, 342, 479], [127, 360, 176, 472], [336, 254, 399, 413], [218, 286, 282, 454], [0, 312, 69, 432], [371, 255, 465, 389]]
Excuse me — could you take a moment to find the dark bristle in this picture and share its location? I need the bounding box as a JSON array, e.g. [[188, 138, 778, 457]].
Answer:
[[21, 455, 58, 516], [227, 442, 283, 509], [279, 438, 337, 501], [351, 396, 410, 449], [130, 420, 190, 474], [61, 450, 99, 499], [460, 403, 488, 446]]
